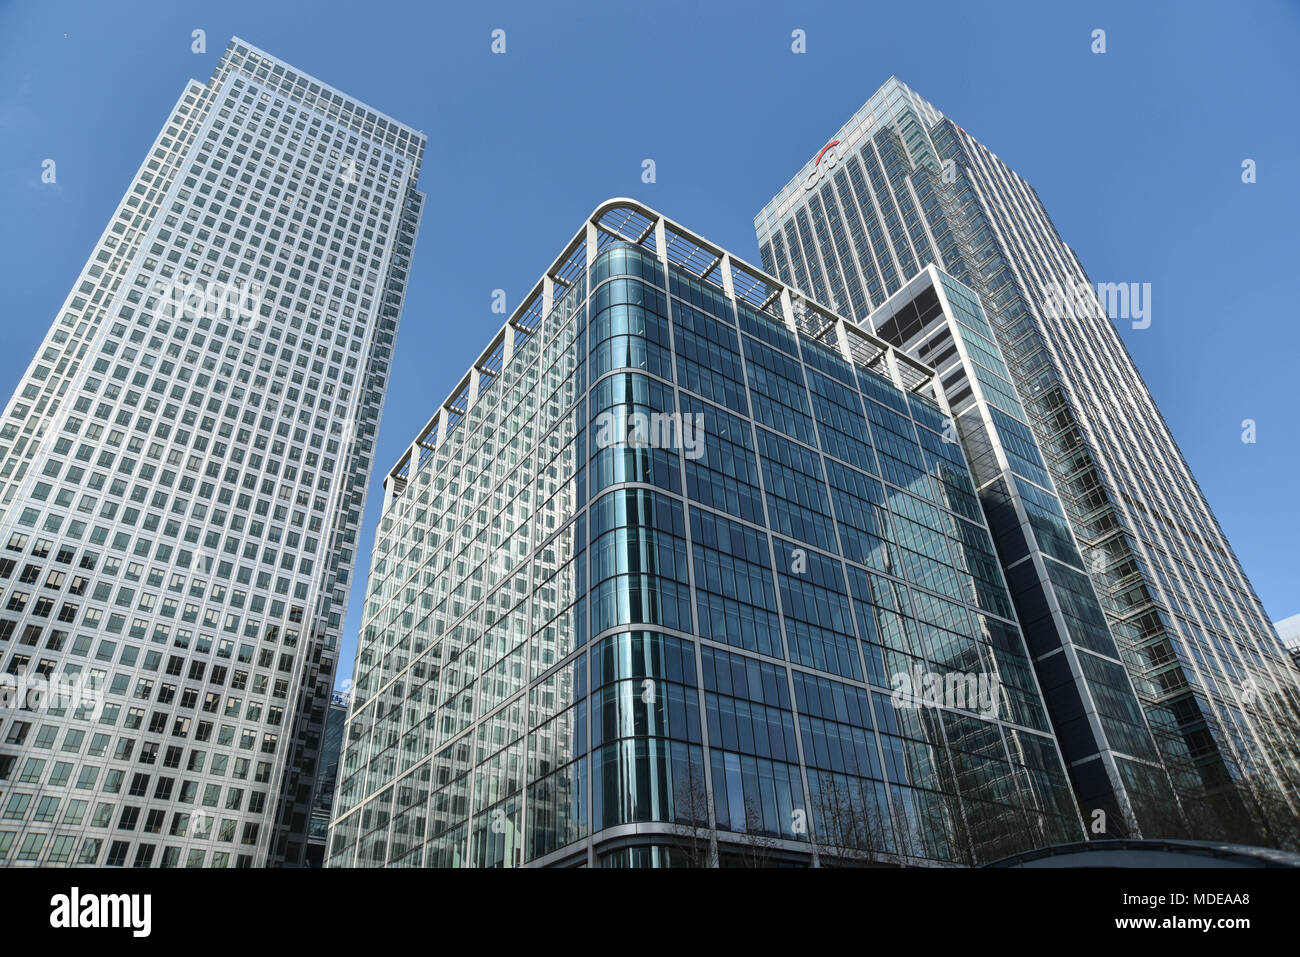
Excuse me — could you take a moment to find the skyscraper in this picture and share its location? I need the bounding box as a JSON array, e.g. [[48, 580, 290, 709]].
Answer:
[[327, 199, 1083, 868], [862, 264, 1179, 837], [755, 77, 1300, 845], [0, 38, 424, 867]]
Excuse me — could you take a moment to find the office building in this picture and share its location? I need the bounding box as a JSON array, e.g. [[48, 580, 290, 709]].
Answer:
[[0, 38, 425, 867], [755, 77, 1300, 844], [863, 265, 1179, 836], [327, 199, 1081, 867]]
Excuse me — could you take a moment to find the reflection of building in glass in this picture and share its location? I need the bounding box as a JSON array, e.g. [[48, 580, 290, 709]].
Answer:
[[327, 200, 1082, 867], [0, 38, 424, 868], [756, 78, 1300, 845], [306, 692, 351, 866], [865, 266, 1179, 838]]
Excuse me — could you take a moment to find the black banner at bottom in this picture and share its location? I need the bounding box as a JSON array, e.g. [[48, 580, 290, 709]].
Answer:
[[0, 864, 1288, 946]]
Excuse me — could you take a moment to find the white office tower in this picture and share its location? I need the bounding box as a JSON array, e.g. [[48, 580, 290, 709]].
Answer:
[[0, 38, 424, 867]]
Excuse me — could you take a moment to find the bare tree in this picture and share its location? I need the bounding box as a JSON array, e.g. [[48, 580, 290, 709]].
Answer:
[[808, 769, 892, 867], [1124, 782, 1192, 842], [920, 748, 978, 866], [729, 797, 777, 868], [668, 761, 714, 868], [1201, 771, 1300, 852], [889, 788, 929, 863], [808, 774, 862, 867], [1249, 777, 1300, 851]]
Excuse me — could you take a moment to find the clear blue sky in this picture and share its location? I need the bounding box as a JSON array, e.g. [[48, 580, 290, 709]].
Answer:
[[2, 0, 1297, 690]]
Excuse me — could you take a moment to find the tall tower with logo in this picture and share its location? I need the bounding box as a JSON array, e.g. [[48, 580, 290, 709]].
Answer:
[[755, 77, 1300, 846]]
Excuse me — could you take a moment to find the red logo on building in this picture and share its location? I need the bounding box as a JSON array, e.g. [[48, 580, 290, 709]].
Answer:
[[805, 139, 842, 190]]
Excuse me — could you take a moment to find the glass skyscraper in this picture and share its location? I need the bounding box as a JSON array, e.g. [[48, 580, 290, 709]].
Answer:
[[327, 199, 1082, 868], [864, 265, 1178, 837], [755, 77, 1300, 845], [0, 38, 424, 867]]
